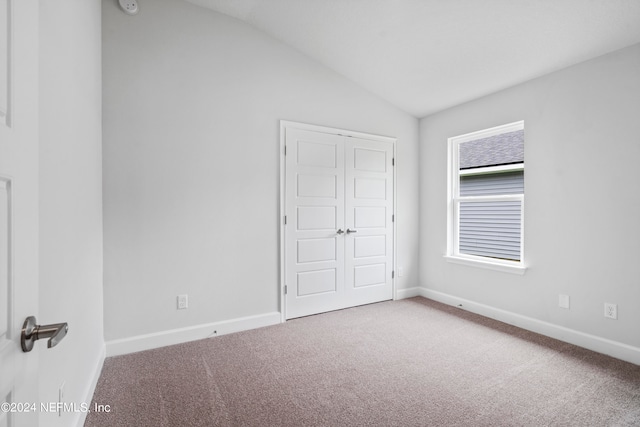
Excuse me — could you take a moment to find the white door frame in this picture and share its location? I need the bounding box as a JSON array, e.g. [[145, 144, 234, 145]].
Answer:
[[279, 120, 397, 322]]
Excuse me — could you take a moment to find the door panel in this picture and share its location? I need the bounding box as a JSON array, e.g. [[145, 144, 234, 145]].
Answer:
[[297, 238, 336, 263], [354, 178, 387, 199], [0, 1, 40, 425], [285, 126, 394, 319], [0, 0, 8, 122], [297, 269, 337, 296], [344, 138, 394, 307], [0, 178, 12, 427], [297, 206, 337, 230], [354, 207, 387, 228], [354, 264, 386, 288], [297, 139, 337, 168], [0, 179, 8, 338], [297, 174, 336, 198], [354, 235, 386, 258], [285, 129, 345, 319], [354, 148, 387, 172]]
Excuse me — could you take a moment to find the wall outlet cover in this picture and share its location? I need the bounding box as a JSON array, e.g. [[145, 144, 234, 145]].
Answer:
[[558, 294, 570, 309], [177, 294, 188, 310], [604, 302, 617, 319]]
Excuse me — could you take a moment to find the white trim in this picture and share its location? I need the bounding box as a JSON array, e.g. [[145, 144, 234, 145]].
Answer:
[[105, 312, 281, 357], [75, 345, 106, 427], [392, 138, 398, 300], [279, 121, 287, 322], [459, 163, 524, 176], [446, 132, 454, 264], [279, 120, 397, 314], [0, 0, 12, 128], [444, 254, 526, 275], [450, 120, 524, 145], [396, 287, 421, 299], [454, 193, 523, 203], [279, 120, 397, 144], [419, 289, 640, 366], [447, 120, 525, 268]]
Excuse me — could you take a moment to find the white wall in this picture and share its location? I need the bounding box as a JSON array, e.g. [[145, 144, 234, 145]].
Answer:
[[39, 1, 104, 425], [102, 0, 419, 346], [420, 44, 640, 356]]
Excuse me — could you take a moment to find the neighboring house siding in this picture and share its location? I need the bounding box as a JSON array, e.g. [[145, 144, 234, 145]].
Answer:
[[459, 200, 522, 260], [460, 170, 524, 196], [459, 170, 523, 261]]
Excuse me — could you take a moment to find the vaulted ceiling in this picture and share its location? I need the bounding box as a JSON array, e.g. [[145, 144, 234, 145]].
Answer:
[[185, 0, 640, 117]]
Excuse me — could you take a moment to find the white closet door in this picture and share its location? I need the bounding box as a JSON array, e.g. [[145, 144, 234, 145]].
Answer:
[[284, 126, 394, 319], [0, 0, 41, 424], [285, 128, 345, 319], [344, 138, 394, 307]]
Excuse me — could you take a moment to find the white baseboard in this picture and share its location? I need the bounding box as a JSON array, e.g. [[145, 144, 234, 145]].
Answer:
[[396, 286, 421, 300], [420, 288, 640, 366], [105, 312, 281, 357], [75, 343, 106, 427]]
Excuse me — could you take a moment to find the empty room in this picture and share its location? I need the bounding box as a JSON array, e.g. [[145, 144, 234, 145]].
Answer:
[[1, 0, 640, 426]]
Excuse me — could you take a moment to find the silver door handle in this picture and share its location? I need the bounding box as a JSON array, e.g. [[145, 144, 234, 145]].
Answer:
[[346, 228, 357, 234], [336, 229, 344, 234], [21, 316, 68, 352]]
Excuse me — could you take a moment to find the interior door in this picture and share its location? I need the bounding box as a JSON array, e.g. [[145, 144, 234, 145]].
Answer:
[[284, 125, 394, 319], [285, 128, 345, 319], [0, 0, 41, 425], [344, 138, 394, 307]]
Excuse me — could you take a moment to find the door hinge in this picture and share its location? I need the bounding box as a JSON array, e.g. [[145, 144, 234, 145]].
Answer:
[[392, 270, 395, 279], [392, 158, 395, 166], [392, 214, 395, 222], [284, 215, 287, 225], [284, 145, 287, 155], [284, 285, 288, 295]]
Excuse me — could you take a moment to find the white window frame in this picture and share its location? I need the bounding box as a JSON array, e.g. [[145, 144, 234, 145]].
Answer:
[[445, 121, 526, 275]]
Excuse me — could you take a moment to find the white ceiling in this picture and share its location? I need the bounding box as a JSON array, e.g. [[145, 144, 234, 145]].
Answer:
[[185, 0, 640, 118]]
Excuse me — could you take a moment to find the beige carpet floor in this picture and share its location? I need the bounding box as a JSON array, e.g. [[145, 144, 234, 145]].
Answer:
[[85, 297, 640, 426]]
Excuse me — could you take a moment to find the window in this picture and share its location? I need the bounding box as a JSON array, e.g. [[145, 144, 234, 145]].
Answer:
[[446, 121, 525, 274]]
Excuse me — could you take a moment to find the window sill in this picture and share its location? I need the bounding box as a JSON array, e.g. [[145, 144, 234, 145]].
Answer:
[[444, 255, 527, 275]]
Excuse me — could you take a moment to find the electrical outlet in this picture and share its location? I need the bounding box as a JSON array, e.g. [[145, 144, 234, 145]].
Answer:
[[558, 294, 570, 309], [604, 303, 617, 319], [177, 294, 188, 310]]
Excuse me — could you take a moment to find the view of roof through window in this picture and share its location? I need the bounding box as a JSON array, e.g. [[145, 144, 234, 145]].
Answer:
[[459, 129, 524, 169]]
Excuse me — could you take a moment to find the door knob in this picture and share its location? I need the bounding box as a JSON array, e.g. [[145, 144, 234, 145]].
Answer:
[[21, 316, 68, 352], [346, 228, 357, 234], [336, 229, 344, 235]]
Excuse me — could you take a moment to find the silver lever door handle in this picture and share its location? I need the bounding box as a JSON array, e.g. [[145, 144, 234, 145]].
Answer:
[[336, 229, 344, 234], [21, 316, 69, 352], [346, 228, 357, 234]]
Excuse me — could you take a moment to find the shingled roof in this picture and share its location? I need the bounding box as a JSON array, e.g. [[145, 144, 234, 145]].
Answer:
[[460, 129, 524, 169]]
